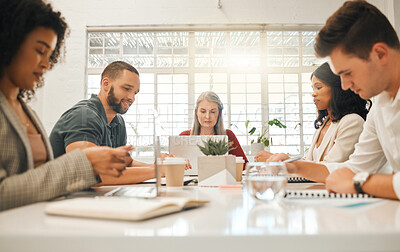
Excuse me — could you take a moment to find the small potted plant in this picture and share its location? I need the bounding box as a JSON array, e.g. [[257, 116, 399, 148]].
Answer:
[[246, 119, 286, 155], [197, 138, 237, 186]]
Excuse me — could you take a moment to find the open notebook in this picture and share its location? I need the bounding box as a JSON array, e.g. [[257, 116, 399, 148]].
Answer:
[[45, 197, 209, 221]]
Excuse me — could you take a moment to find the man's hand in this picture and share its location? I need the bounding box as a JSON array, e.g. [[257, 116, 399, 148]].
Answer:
[[83, 145, 133, 177], [254, 151, 273, 162], [325, 167, 356, 194]]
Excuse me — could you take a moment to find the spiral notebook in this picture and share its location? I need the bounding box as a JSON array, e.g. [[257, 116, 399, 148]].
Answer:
[[287, 174, 315, 183], [285, 189, 374, 199]]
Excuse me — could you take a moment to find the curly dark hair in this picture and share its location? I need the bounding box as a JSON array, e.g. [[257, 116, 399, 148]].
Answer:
[[0, 0, 68, 101], [312, 62, 371, 129]]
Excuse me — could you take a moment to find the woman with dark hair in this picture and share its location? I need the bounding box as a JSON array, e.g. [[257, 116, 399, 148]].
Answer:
[[304, 62, 371, 162], [255, 62, 370, 163], [0, 0, 131, 211]]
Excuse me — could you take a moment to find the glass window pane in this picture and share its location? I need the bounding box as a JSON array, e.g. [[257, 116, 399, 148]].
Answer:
[[269, 84, 284, 93], [88, 29, 318, 157], [231, 94, 246, 103], [158, 94, 172, 103], [269, 94, 284, 103], [137, 94, 154, 104], [173, 94, 188, 103], [158, 84, 173, 93], [90, 38, 103, 47]]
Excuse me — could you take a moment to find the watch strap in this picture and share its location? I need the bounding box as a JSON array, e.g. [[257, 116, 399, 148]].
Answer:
[[353, 181, 365, 194]]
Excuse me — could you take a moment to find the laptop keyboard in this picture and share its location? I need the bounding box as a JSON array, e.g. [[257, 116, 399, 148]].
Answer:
[[115, 187, 156, 198]]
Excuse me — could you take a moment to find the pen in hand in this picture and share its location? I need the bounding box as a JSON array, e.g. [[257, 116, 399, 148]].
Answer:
[[284, 156, 302, 163]]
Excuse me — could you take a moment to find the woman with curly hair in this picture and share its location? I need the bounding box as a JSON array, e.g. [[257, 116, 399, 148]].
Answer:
[[255, 62, 371, 163], [0, 0, 132, 211]]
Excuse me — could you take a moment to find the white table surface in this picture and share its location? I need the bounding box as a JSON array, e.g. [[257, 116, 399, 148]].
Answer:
[[1, 183, 400, 252]]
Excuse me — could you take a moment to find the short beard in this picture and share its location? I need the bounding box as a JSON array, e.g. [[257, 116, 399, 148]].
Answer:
[[107, 86, 128, 114]]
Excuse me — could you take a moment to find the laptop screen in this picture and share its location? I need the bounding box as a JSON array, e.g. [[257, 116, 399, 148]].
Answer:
[[168, 135, 228, 175], [110, 109, 161, 198]]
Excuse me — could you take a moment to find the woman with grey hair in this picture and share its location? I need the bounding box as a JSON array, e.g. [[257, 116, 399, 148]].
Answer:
[[180, 91, 248, 164]]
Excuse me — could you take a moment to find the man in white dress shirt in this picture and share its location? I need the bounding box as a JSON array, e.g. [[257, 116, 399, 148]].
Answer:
[[269, 0, 400, 200]]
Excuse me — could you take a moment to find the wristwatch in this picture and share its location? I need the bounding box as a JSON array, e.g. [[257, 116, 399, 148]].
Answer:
[[352, 172, 370, 194]]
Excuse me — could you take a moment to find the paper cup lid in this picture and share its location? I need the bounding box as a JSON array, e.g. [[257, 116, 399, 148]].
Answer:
[[236, 156, 245, 163], [159, 157, 186, 165]]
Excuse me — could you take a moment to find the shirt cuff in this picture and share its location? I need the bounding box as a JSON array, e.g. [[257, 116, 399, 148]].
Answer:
[[392, 172, 400, 200]]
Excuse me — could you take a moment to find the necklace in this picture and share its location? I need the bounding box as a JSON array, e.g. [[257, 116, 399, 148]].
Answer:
[[323, 117, 331, 128], [18, 111, 30, 128]]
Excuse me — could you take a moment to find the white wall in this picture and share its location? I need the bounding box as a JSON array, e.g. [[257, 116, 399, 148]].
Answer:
[[395, 0, 400, 37], [32, 0, 396, 133]]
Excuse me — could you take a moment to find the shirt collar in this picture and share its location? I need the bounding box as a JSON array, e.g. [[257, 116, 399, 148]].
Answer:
[[90, 94, 120, 127], [375, 87, 400, 107]]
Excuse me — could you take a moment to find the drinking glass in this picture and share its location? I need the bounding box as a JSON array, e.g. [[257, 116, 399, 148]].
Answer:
[[245, 162, 287, 203]]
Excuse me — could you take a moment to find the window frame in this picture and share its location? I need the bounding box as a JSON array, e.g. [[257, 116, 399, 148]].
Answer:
[[86, 24, 323, 156]]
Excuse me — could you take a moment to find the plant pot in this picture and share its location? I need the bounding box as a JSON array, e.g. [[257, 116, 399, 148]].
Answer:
[[251, 143, 265, 155], [197, 155, 236, 186]]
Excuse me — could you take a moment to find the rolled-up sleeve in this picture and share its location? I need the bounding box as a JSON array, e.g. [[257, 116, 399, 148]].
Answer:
[[393, 172, 400, 200], [341, 108, 387, 173]]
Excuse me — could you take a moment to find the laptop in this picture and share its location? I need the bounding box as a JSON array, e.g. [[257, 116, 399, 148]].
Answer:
[[168, 135, 228, 176], [106, 110, 162, 198], [110, 136, 160, 198]]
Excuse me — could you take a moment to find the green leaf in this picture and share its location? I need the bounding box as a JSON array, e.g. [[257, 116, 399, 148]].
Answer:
[[197, 137, 235, 156], [248, 127, 256, 135], [245, 120, 250, 129]]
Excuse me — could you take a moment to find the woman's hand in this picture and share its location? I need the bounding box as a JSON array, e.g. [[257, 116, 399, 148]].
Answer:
[[266, 153, 299, 174], [254, 151, 273, 162], [84, 145, 133, 177], [266, 153, 290, 162]]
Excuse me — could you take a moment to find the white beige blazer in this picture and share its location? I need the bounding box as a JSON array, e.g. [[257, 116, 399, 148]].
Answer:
[[0, 92, 97, 211], [304, 113, 365, 163]]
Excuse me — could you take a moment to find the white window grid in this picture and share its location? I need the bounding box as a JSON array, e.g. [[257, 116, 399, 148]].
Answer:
[[86, 26, 324, 156]]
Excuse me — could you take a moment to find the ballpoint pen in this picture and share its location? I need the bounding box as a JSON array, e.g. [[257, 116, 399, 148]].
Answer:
[[284, 156, 302, 163]]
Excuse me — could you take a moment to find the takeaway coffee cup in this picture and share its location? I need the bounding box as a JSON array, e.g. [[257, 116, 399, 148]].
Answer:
[[236, 156, 245, 182], [162, 157, 186, 187]]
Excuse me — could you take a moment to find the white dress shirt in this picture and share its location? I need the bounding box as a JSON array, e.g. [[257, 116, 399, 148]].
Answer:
[[326, 90, 400, 199]]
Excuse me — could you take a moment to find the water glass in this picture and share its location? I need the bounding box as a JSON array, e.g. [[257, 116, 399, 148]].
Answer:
[[245, 162, 287, 203]]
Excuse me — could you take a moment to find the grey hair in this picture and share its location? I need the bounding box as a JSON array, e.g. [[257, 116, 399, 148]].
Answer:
[[191, 91, 226, 135]]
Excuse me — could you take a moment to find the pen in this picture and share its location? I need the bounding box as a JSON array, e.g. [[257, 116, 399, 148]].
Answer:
[[284, 156, 302, 163], [219, 185, 243, 189], [103, 187, 121, 197]]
